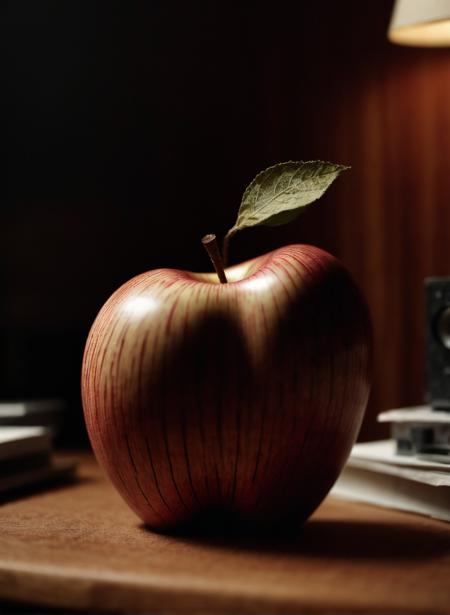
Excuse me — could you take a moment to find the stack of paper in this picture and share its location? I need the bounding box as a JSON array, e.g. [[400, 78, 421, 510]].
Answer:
[[331, 439, 450, 522]]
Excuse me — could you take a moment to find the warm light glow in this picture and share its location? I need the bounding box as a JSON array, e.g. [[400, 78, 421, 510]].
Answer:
[[241, 275, 276, 292], [224, 263, 253, 283], [122, 295, 159, 316], [388, 0, 450, 47], [389, 19, 450, 46]]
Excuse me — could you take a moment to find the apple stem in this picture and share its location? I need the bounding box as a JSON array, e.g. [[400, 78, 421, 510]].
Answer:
[[202, 234, 228, 283]]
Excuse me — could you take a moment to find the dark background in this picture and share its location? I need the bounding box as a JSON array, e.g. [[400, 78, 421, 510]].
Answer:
[[3, 1, 450, 443]]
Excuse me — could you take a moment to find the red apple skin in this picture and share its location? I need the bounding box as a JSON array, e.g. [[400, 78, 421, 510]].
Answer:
[[82, 244, 372, 530]]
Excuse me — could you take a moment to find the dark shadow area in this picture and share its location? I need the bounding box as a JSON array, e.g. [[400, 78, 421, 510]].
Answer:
[[0, 473, 92, 507], [0, 600, 117, 615], [140, 516, 450, 561]]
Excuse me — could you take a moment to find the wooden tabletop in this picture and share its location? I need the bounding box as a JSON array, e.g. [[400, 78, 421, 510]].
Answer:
[[0, 453, 449, 614]]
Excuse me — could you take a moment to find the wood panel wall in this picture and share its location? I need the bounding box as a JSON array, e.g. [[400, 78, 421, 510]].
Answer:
[[335, 49, 450, 438], [276, 3, 450, 439]]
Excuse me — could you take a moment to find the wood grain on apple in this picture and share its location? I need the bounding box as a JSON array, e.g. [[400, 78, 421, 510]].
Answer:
[[82, 244, 372, 530]]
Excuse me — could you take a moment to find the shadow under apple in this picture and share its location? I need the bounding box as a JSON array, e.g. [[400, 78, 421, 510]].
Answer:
[[138, 516, 450, 561]]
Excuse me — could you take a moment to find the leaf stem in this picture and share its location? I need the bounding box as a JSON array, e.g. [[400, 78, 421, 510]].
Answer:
[[222, 228, 237, 267], [202, 234, 228, 283]]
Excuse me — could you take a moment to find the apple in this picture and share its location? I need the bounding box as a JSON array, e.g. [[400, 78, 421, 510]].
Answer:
[[82, 244, 371, 531]]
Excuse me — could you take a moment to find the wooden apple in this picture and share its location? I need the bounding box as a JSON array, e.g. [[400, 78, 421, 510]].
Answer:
[[82, 244, 372, 530]]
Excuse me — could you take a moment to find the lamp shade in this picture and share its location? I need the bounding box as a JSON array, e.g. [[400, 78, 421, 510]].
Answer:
[[388, 0, 450, 46]]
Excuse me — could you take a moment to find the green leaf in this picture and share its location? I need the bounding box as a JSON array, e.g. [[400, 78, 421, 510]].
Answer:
[[229, 160, 349, 234]]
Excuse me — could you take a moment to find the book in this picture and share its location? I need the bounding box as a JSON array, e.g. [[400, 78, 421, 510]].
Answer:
[[0, 399, 65, 417], [0, 425, 76, 495], [378, 405, 450, 424], [0, 426, 51, 462], [378, 405, 450, 462], [331, 439, 450, 522], [0, 399, 66, 435]]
